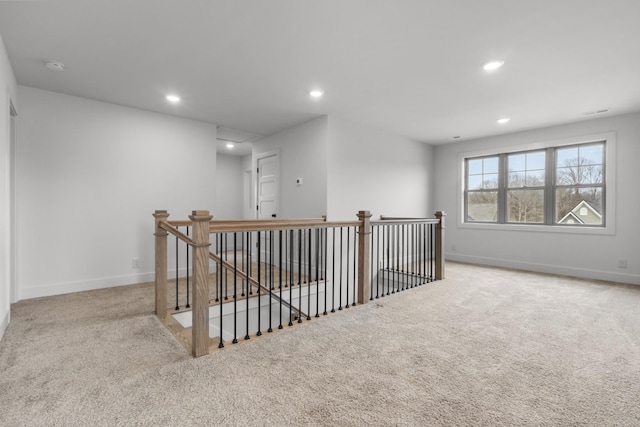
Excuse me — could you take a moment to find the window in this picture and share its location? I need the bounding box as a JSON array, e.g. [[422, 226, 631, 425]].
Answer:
[[507, 150, 545, 223], [464, 141, 605, 227], [554, 143, 604, 225], [466, 156, 499, 222]]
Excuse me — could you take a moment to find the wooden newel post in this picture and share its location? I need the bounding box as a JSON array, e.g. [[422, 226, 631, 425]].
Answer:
[[357, 210, 372, 305], [153, 210, 170, 318], [435, 211, 446, 280], [190, 210, 213, 358]]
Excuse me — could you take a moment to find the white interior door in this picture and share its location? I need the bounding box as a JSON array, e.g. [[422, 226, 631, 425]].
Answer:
[[257, 154, 278, 219], [256, 153, 279, 265]]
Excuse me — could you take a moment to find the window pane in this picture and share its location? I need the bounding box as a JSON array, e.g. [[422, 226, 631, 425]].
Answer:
[[527, 151, 546, 169], [556, 166, 576, 185], [555, 187, 603, 225], [508, 153, 525, 172], [483, 157, 499, 174], [467, 191, 497, 222], [557, 165, 603, 185], [468, 158, 483, 175], [579, 164, 603, 184], [483, 173, 499, 189], [508, 171, 525, 188], [525, 170, 545, 186], [581, 144, 603, 165], [508, 151, 545, 188], [557, 147, 578, 167], [507, 190, 544, 223], [468, 174, 483, 190]]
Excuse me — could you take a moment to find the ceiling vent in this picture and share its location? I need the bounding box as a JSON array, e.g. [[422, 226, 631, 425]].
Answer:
[[583, 109, 610, 116]]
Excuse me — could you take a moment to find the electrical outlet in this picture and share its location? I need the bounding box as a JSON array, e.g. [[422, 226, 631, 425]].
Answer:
[[618, 259, 628, 269], [451, 244, 457, 252], [132, 258, 140, 269]]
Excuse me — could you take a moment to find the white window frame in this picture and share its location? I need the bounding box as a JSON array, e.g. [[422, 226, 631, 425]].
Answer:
[[457, 132, 616, 235]]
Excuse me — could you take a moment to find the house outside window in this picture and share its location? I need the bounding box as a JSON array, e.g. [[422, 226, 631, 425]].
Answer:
[[464, 140, 606, 227]]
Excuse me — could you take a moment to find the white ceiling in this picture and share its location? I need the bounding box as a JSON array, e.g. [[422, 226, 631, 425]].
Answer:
[[1, 0, 639, 149]]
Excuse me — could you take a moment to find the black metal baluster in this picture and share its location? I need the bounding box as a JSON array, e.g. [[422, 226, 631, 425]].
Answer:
[[218, 232, 224, 349], [376, 225, 380, 299], [390, 225, 395, 294], [186, 227, 190, 308], [232, 233, 238, 344], [341, 227, 351, 308], [289, 230, 294, 326], [339, 227, 343, 310], [175, 228, 179, 310], [370, 225, 375, 301], [216, 234, 221, 303], [307, 228, 312, 320], [384, 225, 389, 296], [268, 230, 274, 333], [401, 224, 405, 291], [352, 226, 357, 306], [427, 223, 431, 281], [417, 223, 422, 285], [315, 228, 320, 318], [298, 229, 303, 323], [345, 227, 350, 308], [245, 241, 250, 338], [411, 224, 415, 288], [224, 233, 228, 300], [323, 228, 328, 315], [241, 232, 246, 297], [248, 232, 253, 295], [257, 232, 262, 336], [278, 229, 283, 329], [331, 228, 336, 312]]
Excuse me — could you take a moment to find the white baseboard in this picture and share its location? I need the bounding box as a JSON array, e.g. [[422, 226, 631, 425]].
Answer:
[[19, 271, 157, 300], [446, 253, 640, 285], [0, 310, 9, 341]]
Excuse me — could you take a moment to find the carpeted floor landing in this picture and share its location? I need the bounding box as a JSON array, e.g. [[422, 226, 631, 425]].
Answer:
[[1, 262, 639, 426]]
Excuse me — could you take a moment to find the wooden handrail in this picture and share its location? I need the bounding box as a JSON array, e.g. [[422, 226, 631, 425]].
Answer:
[[207, 251, 306, 320], [167, 217, 362, 233], [372, 218, 439, 225], [167, 217, 327, 228], [209, 220, 359, 233], [159, 221, 194, 245]]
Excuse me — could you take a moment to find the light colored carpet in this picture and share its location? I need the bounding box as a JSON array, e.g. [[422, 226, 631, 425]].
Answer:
[[1, 262, 639, 426]]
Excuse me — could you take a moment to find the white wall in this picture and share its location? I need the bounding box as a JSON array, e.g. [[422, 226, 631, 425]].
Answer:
[[434, 112, 640, 285], [252, 116, 328, 218], [215, 153, 244, 219], [0, 33, 18, 339], [327, 116, 434, 220], [16, 86, 218, 299], [241, 154, 253, 219]]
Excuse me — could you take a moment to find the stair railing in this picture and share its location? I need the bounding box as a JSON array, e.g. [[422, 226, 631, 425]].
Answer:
[[153, 210, 445, 357]]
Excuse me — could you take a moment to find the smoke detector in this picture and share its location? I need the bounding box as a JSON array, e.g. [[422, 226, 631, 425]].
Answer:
[[45, 60, 65, 72]]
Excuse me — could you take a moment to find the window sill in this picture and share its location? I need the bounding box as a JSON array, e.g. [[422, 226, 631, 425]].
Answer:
[[458, 221, 614, 236]]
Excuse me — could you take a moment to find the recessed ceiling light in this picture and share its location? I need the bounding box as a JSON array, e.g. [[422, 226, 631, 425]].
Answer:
[[166, 95, 181, 103], [309, 90, 323, 98], [226, 143, 234, 149], [483, 60, 504, 71], [497, 117, 510, 124], [44, 60, 65, 72]]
